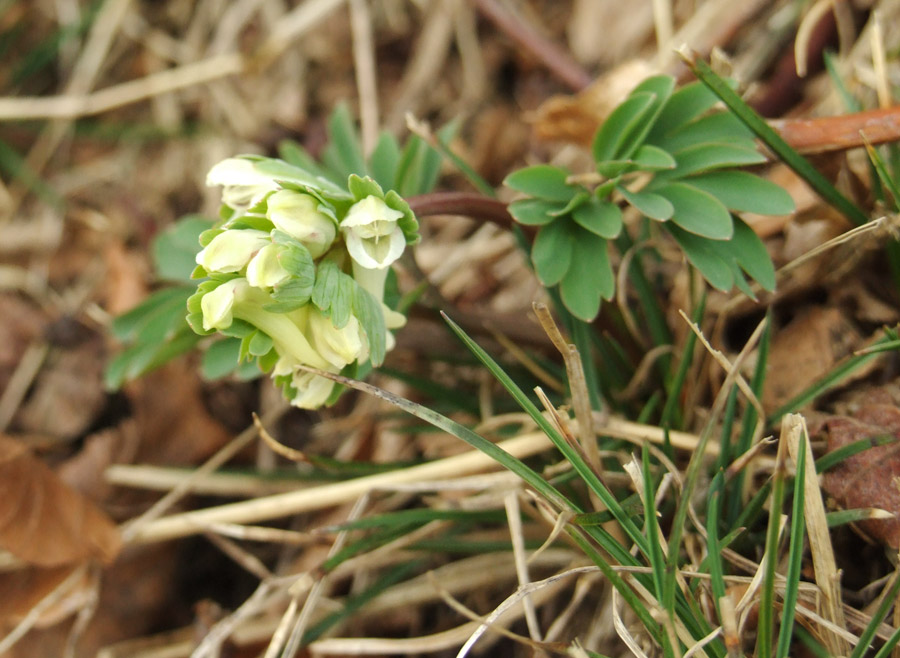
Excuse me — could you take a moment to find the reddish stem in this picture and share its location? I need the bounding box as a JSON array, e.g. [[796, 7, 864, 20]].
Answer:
[[772, 106, 900, 154], [407, 191, 514, 229]]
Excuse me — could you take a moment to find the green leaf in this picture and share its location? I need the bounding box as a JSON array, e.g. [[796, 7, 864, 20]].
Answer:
[[111, 286, 193, 341], [105, 330, 202, 390], [685, 56, 869, 225], [653, 111, 754, 153], [657, 182, 733, 239], [619, 187, 674, 221], [572, 197, 623, 239], [669, 142, 766, 176], [559, 228, 612, 321], [650, 81, 722, 137], [592, 91, 657, 163], [384, 190, 420, 243], [686, 171, 795, 215], [152, 216, 213, 282], [322, 103, 368, 179], [631, 144, 677, 171], [352, 284, 387, 366], [531, 220, 573, 286], [347, 174, 384, 201], [504, 165, 576, 202], [277, 139, 345, 187], [666, 224, 734, 291], [313, 260, 341, 310], [722, 217, 776, 291], [368, 132, 401, 190], [508, 198, 565, 225], [312, 260, 354, 328], [200, 338, 242, 380], [248, 330, 274, 357], [615, 75, 677, 157]]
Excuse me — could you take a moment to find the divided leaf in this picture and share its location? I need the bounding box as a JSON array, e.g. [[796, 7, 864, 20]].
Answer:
[[687, 171, 796, 215], [504, 165, 576, 202], [657, 182, 733, 239], [532, 219, 574, 286]]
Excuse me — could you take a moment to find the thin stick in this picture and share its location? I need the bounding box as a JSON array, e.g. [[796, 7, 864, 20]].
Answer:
[[126, 431, 552, 545], [349, 0, 379, 156]]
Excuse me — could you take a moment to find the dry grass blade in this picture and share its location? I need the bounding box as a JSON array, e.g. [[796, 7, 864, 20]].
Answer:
[[784, 413, 850, 656]]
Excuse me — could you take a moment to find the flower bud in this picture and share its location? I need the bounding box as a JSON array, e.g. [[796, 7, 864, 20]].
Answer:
[[267, 190, 337, 259], [196, 229, 270, 274], [341, 196, 406, 269], [290, 370, 337, 409], [206, 158, 279, 209], [200, 278, 248, 331], [307, 309, 364, 369], [246, 244, 291, 289]]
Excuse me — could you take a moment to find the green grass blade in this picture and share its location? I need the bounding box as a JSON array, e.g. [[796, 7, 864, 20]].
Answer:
[[440, 313, 651, 554], [660, 293, 705, 428], [848, 572, 900, 658], [683, 54, 869, 226], [815, 434, 897, 473], [757, 441, 788, 658], [706, 471, 727, 608], [775, 433, 806, 658], [297, 364, 662, 640]]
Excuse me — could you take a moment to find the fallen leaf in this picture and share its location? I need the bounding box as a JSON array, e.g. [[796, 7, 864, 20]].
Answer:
[[16, 340, 107, 441], [126, 359, 232, 466], [815, 404, 900, 548], [762, 307, 861, 412], [0, 434, 122, 567]]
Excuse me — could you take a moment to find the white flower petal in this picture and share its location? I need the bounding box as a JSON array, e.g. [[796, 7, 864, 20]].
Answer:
[[246, 244, 290, 289], [342, 196, 404, 230], [267, 190, 337, 258], [200, 278, 248, 331], [345, 225, 405, 270], [290, 370, 336, 409], [196, 229, 270, 273], [206, 158, 279, 209], [308, 310, 363, 369]]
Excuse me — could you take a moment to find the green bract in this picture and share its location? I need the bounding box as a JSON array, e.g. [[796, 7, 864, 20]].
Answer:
[[505, 74, 794, 320], [188, 155, 417, 409]]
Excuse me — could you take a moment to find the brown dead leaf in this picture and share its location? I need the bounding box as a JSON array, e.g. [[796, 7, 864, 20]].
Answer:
[[0, 566, 93, 628], [126, 359, 232, 466], [815, 404, 900, 548], [0, 434, 122, 567], [16, 339, 107, 441], [531, 60, 656, 145], [762, 307, 861, 412]]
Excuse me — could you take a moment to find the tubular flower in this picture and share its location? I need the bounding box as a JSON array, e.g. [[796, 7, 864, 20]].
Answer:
[[267, 190, 337, 258], [206, 158, 279, 210], [246, 244, 291, 289], [192, 156, 419, 410], [341, 196, 406, 270], [196, 229, 270, 274]]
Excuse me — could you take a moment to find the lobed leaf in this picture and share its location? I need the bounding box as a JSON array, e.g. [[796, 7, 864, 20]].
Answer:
[[668, 142, 766, 176], [619, 187, 674, 221], [352, 284, 387, 366], [667, 224, 734, 291], [686, 170, 795, 215], [592, 91, 658, 163], [152, 216, 213, 282], [504, 165, 576, 202], [572, 197, 623, 238], [657, 181, 733, 239], [531, 219, 574, 286], [508, 198, 565, 225]]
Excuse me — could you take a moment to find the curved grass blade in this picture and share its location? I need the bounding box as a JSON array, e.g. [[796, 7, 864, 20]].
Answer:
[[682, 52, 869, 226]]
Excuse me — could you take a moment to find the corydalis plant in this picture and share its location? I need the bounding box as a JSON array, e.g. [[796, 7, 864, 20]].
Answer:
[[505, 75, 795, 321], [188, 156, 417, 409]]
